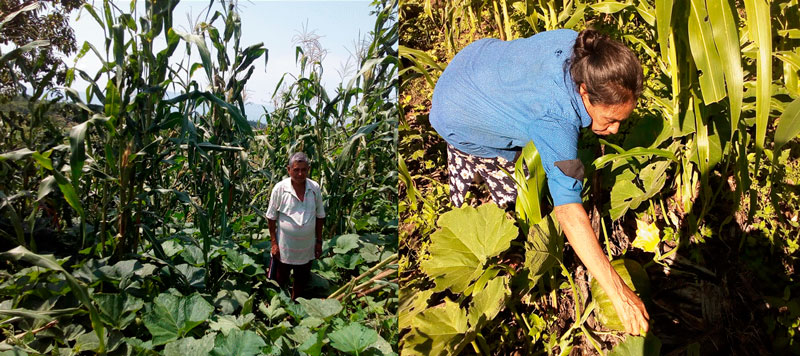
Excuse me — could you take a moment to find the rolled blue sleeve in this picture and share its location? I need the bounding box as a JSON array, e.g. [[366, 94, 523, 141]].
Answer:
[[526, 116, 584, 206]]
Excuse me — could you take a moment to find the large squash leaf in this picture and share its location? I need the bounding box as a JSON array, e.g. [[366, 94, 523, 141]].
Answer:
[[420, 204, 517, 293], [210, 329, 266, 356], [399, 288, 433, 330], [328, 322, 379, 355], [406, 299, 471, 356], [297, 298, 343, 321], [143, 293, 214, 345], [468, 276, 510, 327], [590, 259, 651, 331], [94, 293, 144, 330], [524, 213, 563, 286], [163, 334, 216, 356]]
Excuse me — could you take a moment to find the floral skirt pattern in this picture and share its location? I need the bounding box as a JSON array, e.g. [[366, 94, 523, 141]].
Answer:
[[446, 144, 518, 209]]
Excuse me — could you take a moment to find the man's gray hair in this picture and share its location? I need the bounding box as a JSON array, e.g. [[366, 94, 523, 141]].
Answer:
[[288, 152, 309, 167]]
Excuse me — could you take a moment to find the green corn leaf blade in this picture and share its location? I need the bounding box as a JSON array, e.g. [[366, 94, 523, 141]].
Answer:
[[775, 51, 800, 73], [165, 91, 253, 136], [79, 3, 105, 30], [0, 148, 34, 161], [655, 0, 674, 65], [143, 293, 214, 346], [163, 334, 216, 356], [525, 212, 563, 286], [0, 1, 39, 30], [707, 0, 743, 136], [744, 0, 772, 153], [297, 298, 343, 321], [409, 299, 471, 356], [69, 122, 89, 183], [563, 3, 586, 29], [778, 29, 800, 39], [590, 259, 651, 332], [52, 169, 84, 218], [774, 97, 800, 151], [693, 93, 711, 179], [608, 334, 662, 356], [513, 140, 546, 225], [590, 1, 631, 14], [468, 276, 510, 327], [174, 30, 213, 83], [328, 323, 379, 355], [0, 307, 83, 320], [592, 147, 677, 170], [0, 40, 49, 66], [31, 152, 53, 170], [94, 293, 144, 330], [37, 176, 57, 201], [635, 3, 655, 26], [112, 23, 124, 67], [210, 329, 265, 356], [420, 204, 517, 293], [0, 246, 104, 352], [687, 0, 726, 103]]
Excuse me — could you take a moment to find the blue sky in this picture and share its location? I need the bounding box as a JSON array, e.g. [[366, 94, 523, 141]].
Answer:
[[66, 0, 377, 116]]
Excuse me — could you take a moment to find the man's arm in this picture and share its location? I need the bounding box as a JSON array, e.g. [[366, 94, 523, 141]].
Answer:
[[554, 202, 649, 335], [268, 219, 279, 259], [315, 217, 324, 258]]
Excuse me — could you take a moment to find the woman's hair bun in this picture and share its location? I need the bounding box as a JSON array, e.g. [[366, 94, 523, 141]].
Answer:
[[573, 29, 605, 59], [569, 28, 643, 105]]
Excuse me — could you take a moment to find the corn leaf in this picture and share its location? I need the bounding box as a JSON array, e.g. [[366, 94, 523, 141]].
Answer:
[[688, 0, 726, 103], [774, 97, 800, 151]]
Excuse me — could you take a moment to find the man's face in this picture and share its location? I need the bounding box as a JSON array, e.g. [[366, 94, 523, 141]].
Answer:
[[288, 161, 309, 184]]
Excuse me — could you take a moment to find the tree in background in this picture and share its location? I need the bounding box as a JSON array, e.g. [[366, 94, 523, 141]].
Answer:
[[0, 0, 83, 97]]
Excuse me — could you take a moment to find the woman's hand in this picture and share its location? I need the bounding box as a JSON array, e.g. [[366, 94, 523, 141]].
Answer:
[[610, 283, 650, 335], [315, 240, 323, 258]]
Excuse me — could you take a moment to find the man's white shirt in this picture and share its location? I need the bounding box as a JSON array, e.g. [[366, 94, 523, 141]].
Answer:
[[266, 177, 326, 265]]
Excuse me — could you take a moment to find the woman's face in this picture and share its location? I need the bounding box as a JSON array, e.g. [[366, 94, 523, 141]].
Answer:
[[579, 85, 635, 136]]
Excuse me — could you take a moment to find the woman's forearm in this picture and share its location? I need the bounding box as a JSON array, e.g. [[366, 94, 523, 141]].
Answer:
[[554, 203, 626, 295], [553, 202, 649, 335]]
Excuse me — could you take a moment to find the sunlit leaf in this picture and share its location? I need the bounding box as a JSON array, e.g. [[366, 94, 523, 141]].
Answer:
[[468, 276, 510, 327], [420, 204, 517, 293], [632, 219, 660, 253], [524, 213, 563, 286], [775, 97, 800, 151], [408, 299, 471, 356]]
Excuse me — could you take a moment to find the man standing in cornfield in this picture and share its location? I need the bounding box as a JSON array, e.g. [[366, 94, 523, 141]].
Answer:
[[267, 152, 326, 300]]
